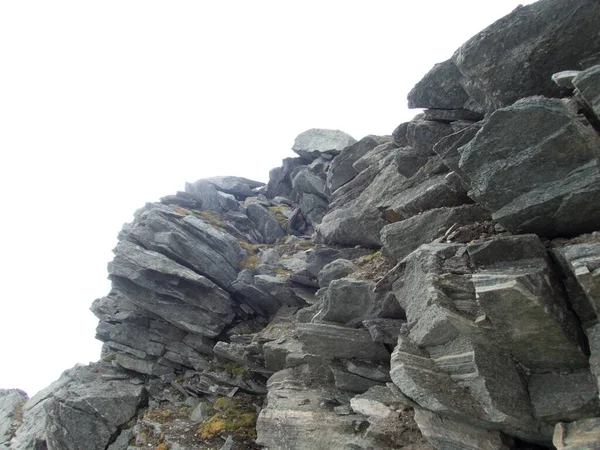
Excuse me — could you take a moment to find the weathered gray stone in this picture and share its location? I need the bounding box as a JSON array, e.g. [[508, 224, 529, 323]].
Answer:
[[160, 191, 203, 209], [573, 65, 600, 122], [254, 274, 307, 307], [407, 60, 470, 110], [414, 409, 511, 450], [202, 176, 264, 199], [587, 323, 600, 394], [305, 246, 370, 279], [452, 0, 600, 113], [381, 204, 490, 262], [184, 180, 240, 212], [552, 70, 581, 90], [391, 122, 409, 147], [350, 385, 408, 418], [120, 204, 243, 289], [353, 141, 397, 173], [529, 370, 600, 422], [554, 417, 600, 450], [108, 240, 235, 338], [297, 323, 389, 361], [551, 242, 600, 325], [406, 120, 454, 157], [394, 147, 429, 178], [11, 363, 144, 450], [292, 128, 357, 161], [458, 97, 600, 236], [256, 366, 380, 450], [327, 135, 387, 193], [316, 258, 357, 288], [312, 278, 379, 326], [246, 203, 285, 244], [291, 168, 329, 224], [330, 363, 386, 394], [265, 157, 307, 199], [363, 318, 405, 345], [433, 122, 482, 181]]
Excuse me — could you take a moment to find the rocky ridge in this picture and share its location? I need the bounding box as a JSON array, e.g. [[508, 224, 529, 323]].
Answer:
[[3, 0, 600, 449]]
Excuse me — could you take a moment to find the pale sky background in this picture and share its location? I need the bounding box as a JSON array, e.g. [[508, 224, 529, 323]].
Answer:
[[0, 1, 536, 396]]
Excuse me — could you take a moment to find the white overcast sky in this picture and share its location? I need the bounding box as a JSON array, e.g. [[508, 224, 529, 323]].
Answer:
[[0, 1, 535, 396]]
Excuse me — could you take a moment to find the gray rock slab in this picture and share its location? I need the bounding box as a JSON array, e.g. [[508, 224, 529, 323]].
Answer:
[[120, 204, 243, 289], [255, 366, 380, 450], [327, 135, 387, 193], [246, 203, 285, 244], [423, 109, 483, 122], [353, 141, 397, 174], [297, 323, 389, 361], [184, 180, 240, 212], [292, 128, 357, 161], [363, 318, 405, 345], [458, 97, 600, 237], [317, 258, 357, 288], [552, 70, 581, 90], [529, 370, 600, 422], [201, 176, 264, 199], [312, 278, 378, 326], [11, 363, 144, 450], [406, 120, 454, 157], [381, 204, 490, 262], [108, 240, 235, 337], [451, 0, 600, 113], [414, 409, 511, 450], [407, 59, 470, 110]]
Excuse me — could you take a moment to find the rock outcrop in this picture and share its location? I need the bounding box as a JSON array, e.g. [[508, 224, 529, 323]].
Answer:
[[3, 1, 600, 449]]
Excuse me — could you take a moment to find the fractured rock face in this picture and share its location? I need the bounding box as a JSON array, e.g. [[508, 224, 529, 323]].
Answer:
[[458, 97, 600, 237], [390, 234, 590, 443]]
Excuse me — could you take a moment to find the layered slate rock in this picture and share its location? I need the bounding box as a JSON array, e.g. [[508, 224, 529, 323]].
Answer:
[[327, 135, 388, 193], [292, 128, 357, 161], [120, 203, 244, 289], [265, 156, 306, 199], [107, 239, 235, 337], [381, 204, 489, 262], [390, 235, 590, 443], [414, 409, 511, 450], [256, 366, 384, 450], [452, 0, 600, 113], [11, 363, 145, 450], [457, 97, 600, 237]]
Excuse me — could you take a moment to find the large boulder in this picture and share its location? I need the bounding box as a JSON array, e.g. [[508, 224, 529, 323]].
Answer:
[[453, 0, 600, 113], [264, 157, 306, 199], [292, 129, 357, 161], [11, 363, 145, 450], [407, 60, 470, 110], [458, 97, 600, 237]]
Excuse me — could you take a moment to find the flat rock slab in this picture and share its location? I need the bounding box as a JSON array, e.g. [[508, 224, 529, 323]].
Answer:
[[458, 96, 600, 237], [0, 389, 27, 444], [452, 0, 600, 113], [381, 204, 489, 262], [529, 370, 600, 422], [297, 323, 389, 361]]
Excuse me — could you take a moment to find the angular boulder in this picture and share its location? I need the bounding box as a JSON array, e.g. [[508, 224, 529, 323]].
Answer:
[[458, 97, 600, 237]]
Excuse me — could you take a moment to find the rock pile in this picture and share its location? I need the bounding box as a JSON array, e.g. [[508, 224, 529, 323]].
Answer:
[[3, 0, 600, 448]]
